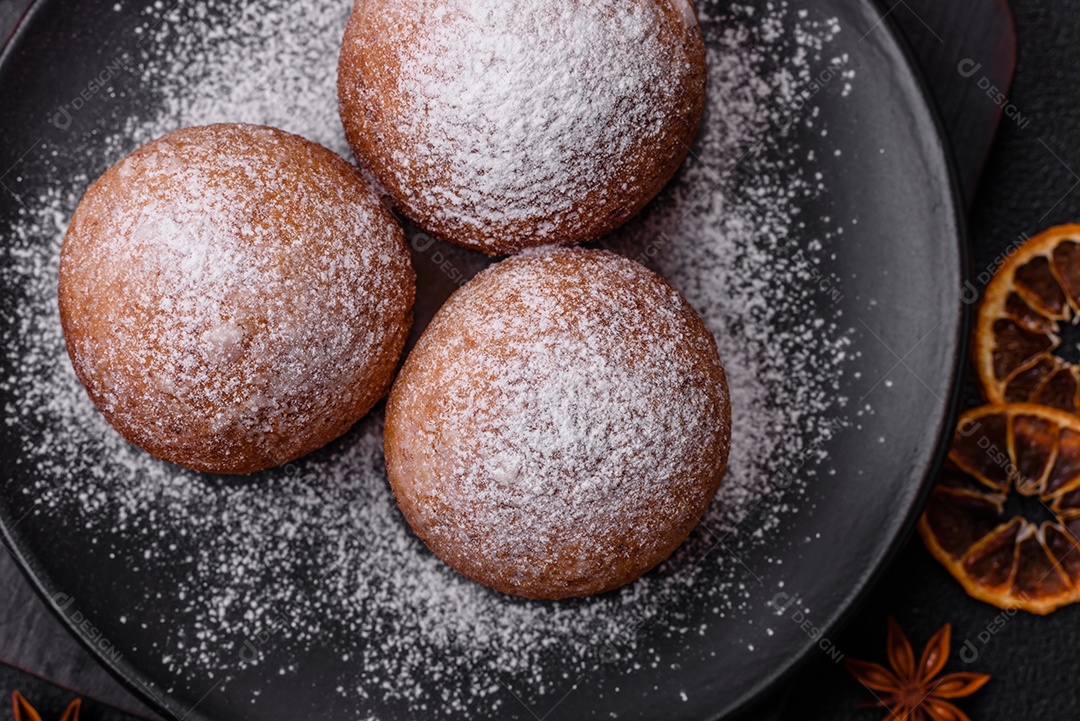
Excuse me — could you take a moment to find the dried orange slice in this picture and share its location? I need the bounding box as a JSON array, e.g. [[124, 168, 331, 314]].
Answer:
[[919, 403, 1080, 614], [974, 224, 1080, 411]]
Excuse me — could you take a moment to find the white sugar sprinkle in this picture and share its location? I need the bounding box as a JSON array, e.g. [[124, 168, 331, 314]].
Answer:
[[342, 0, 702, 251], [386, 248, 730, 599]]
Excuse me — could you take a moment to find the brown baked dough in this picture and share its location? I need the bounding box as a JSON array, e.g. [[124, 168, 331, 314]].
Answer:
[[338, 0, 708, 255], [384, 248, 730, 599], [59, 123, 415, 475]]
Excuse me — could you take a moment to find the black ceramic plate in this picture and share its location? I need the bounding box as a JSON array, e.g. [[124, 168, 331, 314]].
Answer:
[[0, 0, 966, 719]]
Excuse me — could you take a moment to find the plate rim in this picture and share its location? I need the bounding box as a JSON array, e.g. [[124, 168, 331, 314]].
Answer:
[[718, 0, 972, 715]]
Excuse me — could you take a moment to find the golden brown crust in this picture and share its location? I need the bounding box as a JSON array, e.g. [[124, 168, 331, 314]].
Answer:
[[338, 0, 708, 255], [384, 248, 730, 599], [59, 123, 415, 474]]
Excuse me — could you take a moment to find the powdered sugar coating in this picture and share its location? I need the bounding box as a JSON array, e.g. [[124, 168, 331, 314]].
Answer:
[[0, 0, 856, 717], [59, 123, 415, 473], [338, 0, 707, 254], [386, 249, 730, 599]]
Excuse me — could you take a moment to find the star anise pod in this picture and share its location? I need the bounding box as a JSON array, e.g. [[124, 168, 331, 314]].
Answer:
[[12, 691, 81, 721], [844, 617, 990, 721]]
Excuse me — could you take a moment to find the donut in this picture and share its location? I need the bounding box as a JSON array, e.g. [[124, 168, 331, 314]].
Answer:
[[338, 0, 708, 256], [383, 248, 730, 599], [59, 123, 415, 475]]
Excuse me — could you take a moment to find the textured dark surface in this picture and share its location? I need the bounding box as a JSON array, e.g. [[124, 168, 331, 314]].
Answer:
[[0, 549, 159, 719], [0, 661, 144, 721], [0, 0, 26, 45], [782, 1, 1080, 719]]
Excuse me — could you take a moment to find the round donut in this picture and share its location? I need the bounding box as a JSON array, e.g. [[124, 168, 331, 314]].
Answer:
[[338, 0, 708, 256], [384, 248, 730, 599], [59, 123, 415, 475]]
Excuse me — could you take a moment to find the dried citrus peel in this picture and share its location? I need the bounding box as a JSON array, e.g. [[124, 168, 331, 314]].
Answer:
[[974, 224, 1080, 411], [919, 403, 1080, 614]]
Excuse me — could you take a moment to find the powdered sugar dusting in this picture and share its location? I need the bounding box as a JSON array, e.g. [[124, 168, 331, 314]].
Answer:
[[369, 0, 687, 236], [386, 248, 730, 599], [0, 0, 854, 717], [61, 123, 412, 473], [339, 0, 707, 252]]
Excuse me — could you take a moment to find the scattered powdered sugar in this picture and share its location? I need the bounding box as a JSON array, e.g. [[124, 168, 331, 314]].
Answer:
[[0, 0, 855, 717], [386, 249, 730, 599], [122, 0, 352, 158], [607, 4, 856, 549]]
